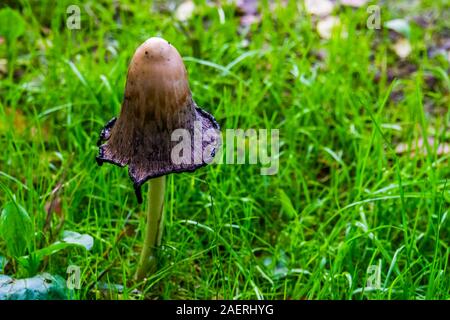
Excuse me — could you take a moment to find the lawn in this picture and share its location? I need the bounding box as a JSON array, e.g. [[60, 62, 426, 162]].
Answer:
[[0, 0, 449, 300]]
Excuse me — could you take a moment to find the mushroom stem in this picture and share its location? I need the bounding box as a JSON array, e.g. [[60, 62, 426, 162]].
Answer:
[[135, 175, 166, 281]]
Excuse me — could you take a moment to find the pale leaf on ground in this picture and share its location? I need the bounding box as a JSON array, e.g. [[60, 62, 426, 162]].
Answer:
[[62, 231, 94, 251], [0, 273, 66, 300], [317, 16, 341, 39], [0, 58, 6, 74], [385, 19, 411, 38], [236, 0, 260, 26], [340, 0, 368, 7], [305, 0, 334, 16], [175, 0, 195, 22], [395, 137, 450, 157], [392, 38, 412, 59]]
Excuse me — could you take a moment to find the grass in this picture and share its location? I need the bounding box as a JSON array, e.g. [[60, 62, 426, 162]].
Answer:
[[0, 0, 449, 299]]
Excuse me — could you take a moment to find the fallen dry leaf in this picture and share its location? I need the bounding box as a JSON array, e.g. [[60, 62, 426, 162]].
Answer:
[[340, 0, 368, 8], [0, 107, 50, 141], [305, 0, 334, 16], [0, 58, 7, 75], [395, 137, 450, 157], [317, 16, 341, 39], [412, 11, 438, 29], [0, 107, 27, 135], [42, 178, 66, 247], [385, 18, 411, 38], [428, 34, 450, 63], [175, 0, 195, 22], [375, 60, 417, 83], [44, 196, 62, 218], [392, 38, 412, 59], [236, 0, 260, 26]]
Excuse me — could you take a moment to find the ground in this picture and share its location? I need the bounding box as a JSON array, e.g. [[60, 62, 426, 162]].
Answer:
[[0, 0, 449, 299]]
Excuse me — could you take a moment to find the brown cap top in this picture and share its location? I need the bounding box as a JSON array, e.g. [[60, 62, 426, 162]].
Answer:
[[124, 37, 191, 126]]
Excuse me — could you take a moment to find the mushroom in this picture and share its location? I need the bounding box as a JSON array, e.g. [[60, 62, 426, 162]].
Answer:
[[96, 37, 220, 280]]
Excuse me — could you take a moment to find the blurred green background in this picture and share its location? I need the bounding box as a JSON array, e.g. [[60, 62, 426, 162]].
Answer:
[[0, 0, 449, 299]]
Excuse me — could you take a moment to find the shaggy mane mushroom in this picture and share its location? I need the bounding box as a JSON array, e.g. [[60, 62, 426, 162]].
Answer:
[[96, 37, 220, 280]]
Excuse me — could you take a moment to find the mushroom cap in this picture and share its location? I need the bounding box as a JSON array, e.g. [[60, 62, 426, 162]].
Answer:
[[125, 37, 190, 126], [96, 37, 221, 203]]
